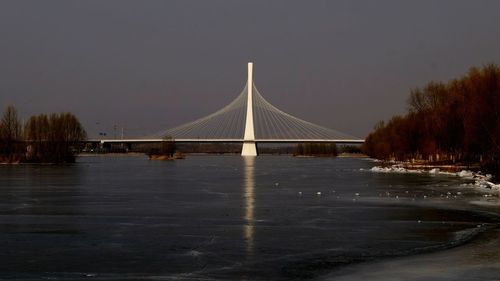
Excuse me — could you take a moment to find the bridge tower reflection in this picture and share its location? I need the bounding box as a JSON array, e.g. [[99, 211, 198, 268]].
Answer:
[[243, 156, 255, 258]]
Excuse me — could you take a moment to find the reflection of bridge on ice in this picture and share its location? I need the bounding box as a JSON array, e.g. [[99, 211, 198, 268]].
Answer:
[[93, 63, 363, 156]]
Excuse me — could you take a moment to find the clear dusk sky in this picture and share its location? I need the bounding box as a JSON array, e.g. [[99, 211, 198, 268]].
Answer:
[[1, 0, 500, 138]]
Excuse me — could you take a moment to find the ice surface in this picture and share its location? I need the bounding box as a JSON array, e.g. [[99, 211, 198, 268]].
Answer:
[[321, 228, 500, 281], [1, 156, 498, 280]]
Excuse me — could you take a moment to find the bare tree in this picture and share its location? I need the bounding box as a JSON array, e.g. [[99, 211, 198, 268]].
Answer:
[[25, 112, 86, 163], [0, 105, 22, 157], [364, 63, 500, 179], [160, 135, 176, 157]]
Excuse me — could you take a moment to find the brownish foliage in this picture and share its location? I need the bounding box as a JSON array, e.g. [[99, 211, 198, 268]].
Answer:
[[24, 112, 87, 163], [363, 64, 500, 177], [294, 143, 337, 157], [0, 106, 87, 163], [147, 136, 177, 158], [0, 106, 24, 162]]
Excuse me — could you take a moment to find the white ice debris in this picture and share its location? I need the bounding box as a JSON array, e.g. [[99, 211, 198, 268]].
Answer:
[[429, 168, 440, 174], [458, 170, 474, 178], [186, 250, 202, 257], [367, 165, 423, 174], [363, 164, 499, 192], [467, 173, 500, 191]]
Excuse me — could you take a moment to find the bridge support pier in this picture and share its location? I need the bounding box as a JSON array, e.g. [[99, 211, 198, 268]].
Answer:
[[242, 141, 258, 156]]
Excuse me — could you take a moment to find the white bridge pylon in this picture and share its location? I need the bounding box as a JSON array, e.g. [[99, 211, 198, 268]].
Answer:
[[242, 62, 257, 156], [151, 62, 363, 156]]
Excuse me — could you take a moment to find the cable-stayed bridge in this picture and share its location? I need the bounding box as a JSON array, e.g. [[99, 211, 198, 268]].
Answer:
[[92, 63, 363, 156]]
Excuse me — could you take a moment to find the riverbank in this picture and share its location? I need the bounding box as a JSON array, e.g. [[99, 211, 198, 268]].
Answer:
[[148, 152, 185, 160], [365, 161, 500, 190], [337, 152, 369, 158]]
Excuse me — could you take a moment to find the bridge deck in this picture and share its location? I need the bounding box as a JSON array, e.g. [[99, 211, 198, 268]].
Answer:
[[88, 138, 364, 144]]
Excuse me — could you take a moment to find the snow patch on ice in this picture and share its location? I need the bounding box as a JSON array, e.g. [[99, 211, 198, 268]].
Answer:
[[366, 165, 422, 174], [457, 170, 475, 178], [362, 165, 499, 192], [186, 250, 203, 257], [429, 168, 440, 174]]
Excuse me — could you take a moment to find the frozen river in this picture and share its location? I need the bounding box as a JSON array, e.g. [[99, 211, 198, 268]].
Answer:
[[0, 155, 499, 280]]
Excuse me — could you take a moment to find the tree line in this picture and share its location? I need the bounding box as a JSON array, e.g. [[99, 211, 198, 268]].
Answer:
[[363, 64, 500, 177], [147, 136, 177, 159], [294, 142, 338, 157], [0, 106, 86, 163]]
